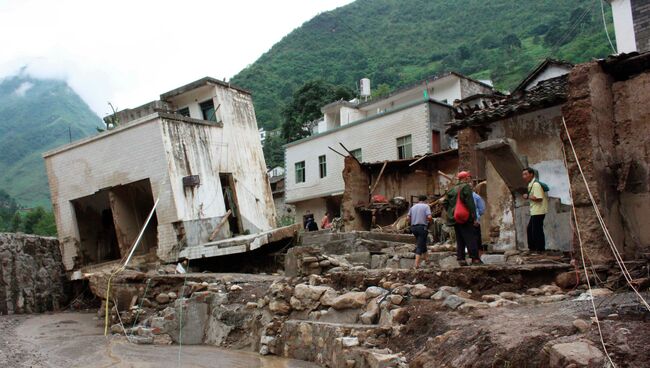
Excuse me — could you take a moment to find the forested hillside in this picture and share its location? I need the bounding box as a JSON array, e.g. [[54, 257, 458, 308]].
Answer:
[[0, 75, 101, 207], [231, 0, 614, 131]]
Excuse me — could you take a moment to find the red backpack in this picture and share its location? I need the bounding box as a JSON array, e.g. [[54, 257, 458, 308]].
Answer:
[[453, 187, 470, 224]]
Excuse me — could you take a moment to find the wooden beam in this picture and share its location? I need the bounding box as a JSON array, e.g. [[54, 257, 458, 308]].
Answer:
[[369, 161, 388, 196], [409, 153, 431, 167], [339, 142, 361, 165], [208, 209, 232, 241], [328, 146, 346, 157], [437, 170, 453, 181]]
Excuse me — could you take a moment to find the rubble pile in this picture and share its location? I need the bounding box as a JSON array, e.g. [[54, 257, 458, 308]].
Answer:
[[98, 237, 650, 367]]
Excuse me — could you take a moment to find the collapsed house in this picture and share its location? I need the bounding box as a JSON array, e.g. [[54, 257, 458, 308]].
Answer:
[[43, 77, 293, 275], [444, 52, 650, 261], [341, 151, 458, 232], [448, 59, 574, 252]]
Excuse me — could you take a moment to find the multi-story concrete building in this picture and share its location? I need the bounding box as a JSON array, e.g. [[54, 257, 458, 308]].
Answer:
[[284, 72, 495, 223], [608, 0, 650, 53], [44, 77, 280, 274]]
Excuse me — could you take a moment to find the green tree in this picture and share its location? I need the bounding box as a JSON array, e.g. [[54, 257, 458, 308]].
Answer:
[[0, 189, 19, 231], [371, 84, 391, 99], [10, 212, 22, 232], [502, 34, 522, 49], [263, 133, 287, 169], [281, 80, 354, 142], [33, 210, 57, 236], [23, 207, 46, 234]]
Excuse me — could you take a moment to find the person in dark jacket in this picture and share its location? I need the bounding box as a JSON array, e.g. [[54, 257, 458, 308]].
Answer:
[[445, 171, 480, 266], [305, 216, 319, 232]]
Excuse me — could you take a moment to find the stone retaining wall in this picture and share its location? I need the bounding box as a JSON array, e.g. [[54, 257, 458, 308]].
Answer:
[[0, 233, 68, 314]]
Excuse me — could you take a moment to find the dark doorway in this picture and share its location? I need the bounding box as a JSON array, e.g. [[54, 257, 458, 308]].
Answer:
[[71, 179, 158, 267], [325, 195, 342, 218], [108, 179, 158, 257], [72, 190, 120, 266], [220, 173, 243, 236]]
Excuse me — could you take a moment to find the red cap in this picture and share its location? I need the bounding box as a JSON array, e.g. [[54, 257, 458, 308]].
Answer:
[[457, 171, 471, 180]]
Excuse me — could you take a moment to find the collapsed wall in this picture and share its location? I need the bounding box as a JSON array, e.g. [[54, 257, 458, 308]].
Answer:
[[0, 233, 69, 314], [562, 53, 650, 264]]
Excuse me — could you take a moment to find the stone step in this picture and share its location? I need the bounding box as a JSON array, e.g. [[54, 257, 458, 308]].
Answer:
[[284, 319, 381, 329], [275, 319, 389, 367]]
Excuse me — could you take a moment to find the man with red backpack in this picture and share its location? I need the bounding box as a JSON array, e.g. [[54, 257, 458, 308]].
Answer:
[[445, 171, 480, 266]]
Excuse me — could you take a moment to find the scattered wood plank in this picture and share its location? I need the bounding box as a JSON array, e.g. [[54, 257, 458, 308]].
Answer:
[[369, 161, 388, 196]]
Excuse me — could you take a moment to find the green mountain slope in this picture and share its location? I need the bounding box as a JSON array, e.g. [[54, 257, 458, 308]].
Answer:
[[0, 75, 102, 207], [231, 0, 614, 130]]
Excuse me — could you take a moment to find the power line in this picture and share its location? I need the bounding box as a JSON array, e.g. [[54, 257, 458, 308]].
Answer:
[[600, 0, 617, 54]]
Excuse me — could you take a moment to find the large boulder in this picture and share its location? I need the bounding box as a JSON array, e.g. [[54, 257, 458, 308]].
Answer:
[[294, 284, 332, 301], [269, 299, 291, 315], [548, 340, 605, 367], [442, 295, 468, 310], [360, 299, 380, 325], [410, 284, 433, 299], [330, 292, 367, 310]]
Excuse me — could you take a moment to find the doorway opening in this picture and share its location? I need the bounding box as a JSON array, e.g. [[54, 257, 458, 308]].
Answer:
[[71, 179, 158, 267], [220, 173, 243, 236]]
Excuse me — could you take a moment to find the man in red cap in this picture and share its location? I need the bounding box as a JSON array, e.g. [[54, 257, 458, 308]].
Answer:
[[445, 171, 480, 266]]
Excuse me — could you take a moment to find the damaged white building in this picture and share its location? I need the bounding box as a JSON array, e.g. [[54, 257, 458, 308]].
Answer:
[[44, 77, 279, 274]]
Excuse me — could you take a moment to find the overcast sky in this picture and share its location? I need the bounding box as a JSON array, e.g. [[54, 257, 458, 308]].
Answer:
[[0, 0, 353, 117]]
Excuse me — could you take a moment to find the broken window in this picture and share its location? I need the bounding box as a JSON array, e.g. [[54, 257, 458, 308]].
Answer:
[[319, 155, 327, 178], [177, 107, 190, 117], [350, 148, 362, 162], [200, 99, 217, 122], [397, 135, 413, 159], [295, 161, 305, 183]]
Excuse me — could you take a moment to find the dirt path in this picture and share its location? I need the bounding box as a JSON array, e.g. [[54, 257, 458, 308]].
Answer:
[[0, 312, 319, 368]]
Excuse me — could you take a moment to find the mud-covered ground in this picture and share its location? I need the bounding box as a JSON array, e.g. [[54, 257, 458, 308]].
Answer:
[[404, 291, 650, 368], [0, 312, 318, 368]]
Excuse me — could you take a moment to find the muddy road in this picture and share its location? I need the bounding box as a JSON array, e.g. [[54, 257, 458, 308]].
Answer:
[[0, 312, 318, 368]]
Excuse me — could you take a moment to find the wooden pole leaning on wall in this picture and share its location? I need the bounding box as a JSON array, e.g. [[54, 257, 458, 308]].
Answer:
[[339, 142, 361, 165], [105, 197, 159, 336], [369, 161, 388, 196], [208, 209, 232, 241]]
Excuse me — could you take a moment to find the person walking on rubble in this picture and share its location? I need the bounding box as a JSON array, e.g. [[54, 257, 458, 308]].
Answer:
[[522, 167, 548, 252], [445, 171, 480, 266], [305, 215, 319, 232], [472, 189, 486, 257], [407, 195, 432, 269]]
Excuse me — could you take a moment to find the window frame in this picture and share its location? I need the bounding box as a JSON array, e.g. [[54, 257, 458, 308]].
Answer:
[[350, 148, 362, 162], [318, 155, 327, 178], [176, 107, 190, 117], [199, 99, 217, 122], [396, 135, 413, 159], [295, 161, 306, 183]]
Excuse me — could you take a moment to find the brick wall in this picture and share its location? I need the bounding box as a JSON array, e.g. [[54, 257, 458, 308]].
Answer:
[[45, 118, 175, 270]]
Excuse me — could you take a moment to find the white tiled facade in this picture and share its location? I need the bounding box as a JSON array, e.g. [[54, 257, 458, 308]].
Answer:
[[285, 102, 430, 203], [284, 73, 494, 220]]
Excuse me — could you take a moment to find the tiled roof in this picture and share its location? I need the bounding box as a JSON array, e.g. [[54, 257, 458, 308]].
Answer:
[[447, 74, 568, 133]]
